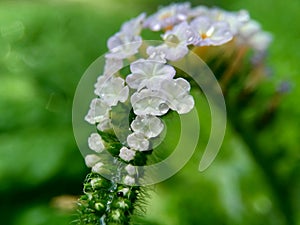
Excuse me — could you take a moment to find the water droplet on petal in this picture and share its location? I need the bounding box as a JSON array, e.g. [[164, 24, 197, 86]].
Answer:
[[158, 103, 169, 114], [165, 34, 180, 47]]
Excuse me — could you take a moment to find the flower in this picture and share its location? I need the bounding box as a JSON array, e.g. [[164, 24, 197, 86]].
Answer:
[[131, 115, 164, 138], [92, 162, 105, 174], [106, 32, 142, 59], [144, 2, 190, 31], [85, 98, 110, 125], [147, 22, 198, 61], [88, 133, 105, 153], [121, 13, 146, 36], [125, 164, 136, 176], [131, 89, 169, 116], [95, 76, 129, 106], [85, 154, 101, 168], [210, 8, 250, 35], [103, 57, 123, 76], [237, 20, 272, 52], [160, 78, 194, 114], [119, 146, 136, 161], [188, 5, 210, 18], [123, 175, 135, 185], [127, 132, 149, 151], [247, 31, 272, 52], [163, 21, 198, 45], [190, 16, 233, 46], [126, 59, 176, 90], [96, 117, 112, 131]]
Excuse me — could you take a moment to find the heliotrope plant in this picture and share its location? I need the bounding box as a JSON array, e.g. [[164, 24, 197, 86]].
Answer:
[[75, 2, 276, 224]]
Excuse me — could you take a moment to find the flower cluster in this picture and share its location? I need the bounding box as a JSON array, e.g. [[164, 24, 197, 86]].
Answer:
[[77, 3, 275, 224], [83, 2, 272, 185], [144, 3, 272, 55]]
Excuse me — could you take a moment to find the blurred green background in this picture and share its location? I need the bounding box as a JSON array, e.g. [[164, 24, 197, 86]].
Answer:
[[0, 0, 299, 225]]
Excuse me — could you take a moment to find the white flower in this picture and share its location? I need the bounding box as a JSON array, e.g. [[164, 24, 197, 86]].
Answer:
[[237, 19, 261, 39], [96, 117, 112, 131], [188, 5, 210, 19], [237, 20, 272, 52], [131, 115, 164, 138], [95, 76, 129, 106], [164, 21, 199, 46], [85, 154, 101, 168], [125, 164, 136, 176], [103, 57, 123, 76], [247, 31, 272, 52], [210, 8, 250, 35], [147, 22, 198, 61], [121, 13, 146, 36], [85, 98, 110, 125], [131, 89, 169, 116], [88, 133, 105, 153], [127, 132, 149, 151], [106, 32, 142, 59], [160, 78, 194, 114], [126, 59, 176, 90], [144, 2, 190, 31], [190, 16, 233, 46], [123, 175, 135, 185], [92, 162, 105, 174], [119, 146, 136, 162]]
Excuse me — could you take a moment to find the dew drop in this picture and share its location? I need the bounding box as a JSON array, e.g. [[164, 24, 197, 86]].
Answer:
[[165, 34, 180, 47], [158, 103, 169, 114]]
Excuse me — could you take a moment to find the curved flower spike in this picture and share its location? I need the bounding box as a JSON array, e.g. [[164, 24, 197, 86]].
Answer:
[[126, 59, 176, 90], [77, 3, 277, 225], [191, 16, 233, 46]]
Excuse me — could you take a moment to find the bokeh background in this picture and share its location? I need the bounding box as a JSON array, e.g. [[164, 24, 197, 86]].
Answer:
[[0, 0, 299, 225]]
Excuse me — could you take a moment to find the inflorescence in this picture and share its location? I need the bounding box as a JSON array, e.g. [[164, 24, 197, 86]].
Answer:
[[77, 2, 273, 224]]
